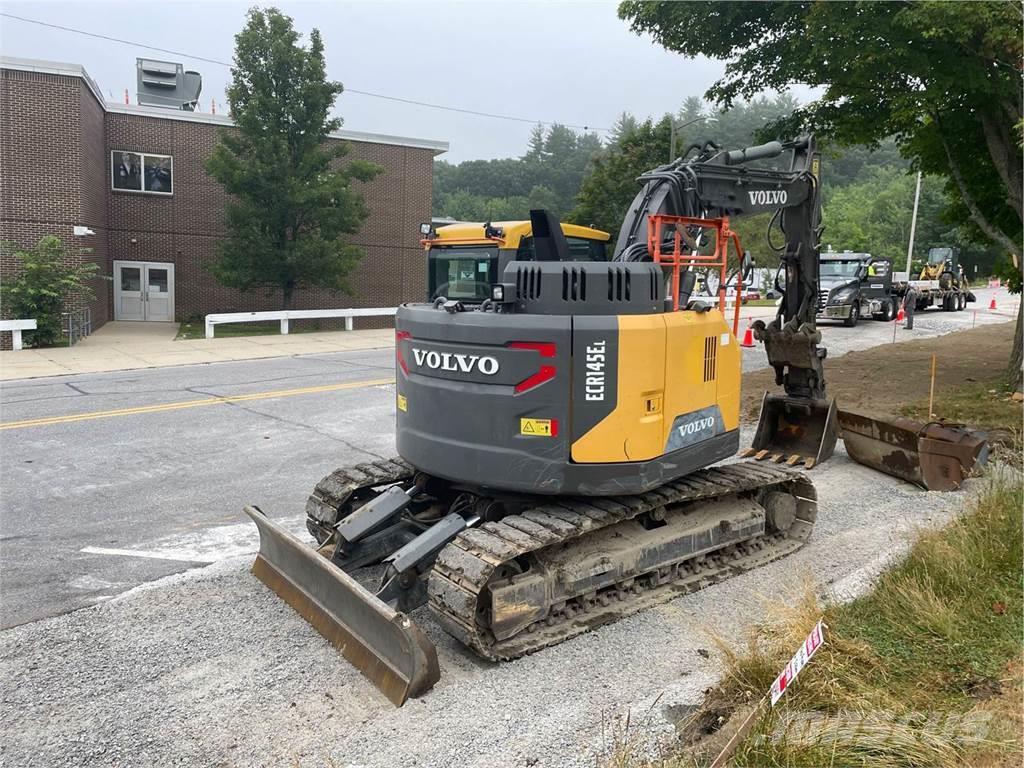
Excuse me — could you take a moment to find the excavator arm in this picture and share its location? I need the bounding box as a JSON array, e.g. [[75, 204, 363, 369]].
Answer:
[[613, 135, 837, 466]]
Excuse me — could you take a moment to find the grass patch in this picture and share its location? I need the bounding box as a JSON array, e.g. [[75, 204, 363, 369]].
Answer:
[[715, 475, 1022, 768], [175, 320, 329, 340], [899, 380, 1022, 434]]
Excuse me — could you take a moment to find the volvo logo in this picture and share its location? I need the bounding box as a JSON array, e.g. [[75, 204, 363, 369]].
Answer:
[[747, 190, 788, 206], [411, 348, 499, 375], [677, 416, 715, 437]]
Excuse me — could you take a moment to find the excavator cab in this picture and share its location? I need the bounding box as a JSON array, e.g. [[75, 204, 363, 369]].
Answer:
[[422, 220, 610, 303]]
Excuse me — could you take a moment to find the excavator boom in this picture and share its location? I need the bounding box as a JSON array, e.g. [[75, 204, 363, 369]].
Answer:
[[613, 136, 837, 466]]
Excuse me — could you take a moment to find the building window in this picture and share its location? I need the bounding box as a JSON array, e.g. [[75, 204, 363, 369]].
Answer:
[[111, 151, 173, 195]]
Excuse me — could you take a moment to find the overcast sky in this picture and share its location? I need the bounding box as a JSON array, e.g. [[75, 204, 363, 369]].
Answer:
[[2, 1, 771, 163]]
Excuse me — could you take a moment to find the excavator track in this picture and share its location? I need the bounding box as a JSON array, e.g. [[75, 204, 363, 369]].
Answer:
[[304, 457, 415, 543], [427, 462, 816, 661]]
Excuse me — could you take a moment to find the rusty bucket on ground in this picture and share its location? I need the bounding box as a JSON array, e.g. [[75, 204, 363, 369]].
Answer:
[[836, 411, 989, 491], [745, 393, 839, 469]]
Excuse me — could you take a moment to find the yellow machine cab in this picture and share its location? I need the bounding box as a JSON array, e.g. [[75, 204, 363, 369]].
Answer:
[[420, 219, 610, 302]]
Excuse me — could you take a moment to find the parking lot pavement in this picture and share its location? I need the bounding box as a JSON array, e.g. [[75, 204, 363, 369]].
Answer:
[[739, 285, 1014, 371], [0, 348, 398, 628]]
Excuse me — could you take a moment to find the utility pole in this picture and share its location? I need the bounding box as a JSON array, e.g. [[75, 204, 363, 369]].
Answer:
[[906, 170, 922, 275]]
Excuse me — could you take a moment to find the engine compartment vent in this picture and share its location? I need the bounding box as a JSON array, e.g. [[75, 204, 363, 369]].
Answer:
[[703, 335, 718, 382], [515, 266, 543, 300], [607, 267, 632, 301], [562, 267, 587, 301]]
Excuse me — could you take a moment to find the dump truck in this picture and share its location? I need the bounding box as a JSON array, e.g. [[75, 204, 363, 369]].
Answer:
[[816, 251, 900, 326]]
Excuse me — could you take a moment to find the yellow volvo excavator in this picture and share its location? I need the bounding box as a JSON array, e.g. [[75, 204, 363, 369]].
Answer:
[[245, 136, 841, 705]]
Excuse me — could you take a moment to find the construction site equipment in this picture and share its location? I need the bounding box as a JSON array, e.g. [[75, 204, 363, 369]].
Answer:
[[838, 411, 989, 491], [896, 246, 976, 313], [422, 220, 610, 303], [817, 251, 899, 326], [246, 136, 835, 705]]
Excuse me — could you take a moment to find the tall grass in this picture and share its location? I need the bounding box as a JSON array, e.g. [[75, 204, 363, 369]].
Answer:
[[723, 474, 1023, 768]]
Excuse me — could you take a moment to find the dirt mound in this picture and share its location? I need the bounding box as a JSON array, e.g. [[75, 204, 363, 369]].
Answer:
[[742, 321, 1017, 422]]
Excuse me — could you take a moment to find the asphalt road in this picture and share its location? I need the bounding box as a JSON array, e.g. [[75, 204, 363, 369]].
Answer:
[[0, 290, 1012, 628]]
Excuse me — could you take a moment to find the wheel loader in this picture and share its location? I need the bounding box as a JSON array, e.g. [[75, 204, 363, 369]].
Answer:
[[244, 136, 843, 705]]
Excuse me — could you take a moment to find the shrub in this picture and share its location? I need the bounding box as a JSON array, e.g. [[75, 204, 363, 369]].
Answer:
[[1, 236, 102, 347]]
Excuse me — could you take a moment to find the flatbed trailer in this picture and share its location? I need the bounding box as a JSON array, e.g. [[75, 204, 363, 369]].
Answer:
[[893, 279, 975, 312]]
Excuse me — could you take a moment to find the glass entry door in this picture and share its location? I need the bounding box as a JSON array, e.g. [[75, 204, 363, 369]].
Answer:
[[114, 261, 175, 321]]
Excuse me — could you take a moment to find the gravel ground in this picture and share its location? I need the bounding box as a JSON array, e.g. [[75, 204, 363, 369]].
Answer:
[[0, 437, 983, 768]]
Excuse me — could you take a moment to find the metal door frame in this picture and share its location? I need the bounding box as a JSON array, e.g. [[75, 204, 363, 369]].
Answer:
[[113, 260, 175, 321]]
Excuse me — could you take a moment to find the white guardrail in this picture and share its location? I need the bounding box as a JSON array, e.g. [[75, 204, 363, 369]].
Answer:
[[204, 307, 397, 339], [0, 319, 37, 351]]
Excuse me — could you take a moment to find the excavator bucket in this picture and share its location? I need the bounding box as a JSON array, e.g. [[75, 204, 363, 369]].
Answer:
[[836, 411, 989, 491], [243, 506, 440, 706], [747, 393, 839, 469]]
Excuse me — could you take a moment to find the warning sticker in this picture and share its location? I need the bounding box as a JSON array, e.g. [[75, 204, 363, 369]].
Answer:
[[397, 394, 408, 412], [520, 418, 556, 437]]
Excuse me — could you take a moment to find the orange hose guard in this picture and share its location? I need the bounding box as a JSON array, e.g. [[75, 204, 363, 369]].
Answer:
[[647, 214, 744, 337]]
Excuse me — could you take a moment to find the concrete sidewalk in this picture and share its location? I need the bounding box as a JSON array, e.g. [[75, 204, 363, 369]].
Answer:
[[0, 321, 395, 381]]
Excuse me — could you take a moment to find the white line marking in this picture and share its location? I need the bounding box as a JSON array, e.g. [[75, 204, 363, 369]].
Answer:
[[80, 546, 216, 563], [80, 514, 309, 564]]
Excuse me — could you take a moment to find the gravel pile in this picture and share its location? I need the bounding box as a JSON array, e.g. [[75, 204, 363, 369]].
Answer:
[[1, 443, 978, 768]]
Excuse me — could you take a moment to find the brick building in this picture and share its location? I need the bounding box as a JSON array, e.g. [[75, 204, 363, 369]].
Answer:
[[0, 56, 447, 334]]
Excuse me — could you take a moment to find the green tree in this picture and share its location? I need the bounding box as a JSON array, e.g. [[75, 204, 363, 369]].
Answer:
[[823, 166, 950, 263], [434, 124, 603, 221], [609, 111, 639, 146], [1, 236, 100, 347], [619, 0, 1023, 387], [206, 7, 381, 309], [571, 116, 673, 234]]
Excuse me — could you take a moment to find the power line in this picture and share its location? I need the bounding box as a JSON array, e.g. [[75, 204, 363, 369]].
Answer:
[[0, 12, 609, 132]]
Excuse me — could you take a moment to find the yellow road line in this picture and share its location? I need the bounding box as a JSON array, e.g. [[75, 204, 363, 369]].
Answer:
[[0, 377, 394, 430]]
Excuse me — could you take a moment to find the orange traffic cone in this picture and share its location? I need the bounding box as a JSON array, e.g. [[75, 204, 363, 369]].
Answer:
[[740, 326, 756, 347], [896, 306, 905, 322], [989, 296, 997, 310]]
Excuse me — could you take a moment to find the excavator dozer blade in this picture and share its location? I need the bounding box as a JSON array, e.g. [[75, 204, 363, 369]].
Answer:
[[749, 393, 839, 468], [836, 411, 989, 492], [243, 506, 440, 706]]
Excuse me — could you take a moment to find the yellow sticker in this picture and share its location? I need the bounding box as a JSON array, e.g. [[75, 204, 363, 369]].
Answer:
[[520, 417, 554, 437], [397, 394, 407, 412]]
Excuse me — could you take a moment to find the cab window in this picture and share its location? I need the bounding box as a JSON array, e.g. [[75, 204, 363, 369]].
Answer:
[[515, 236, 607, 262], [427, 247, 497, 301]]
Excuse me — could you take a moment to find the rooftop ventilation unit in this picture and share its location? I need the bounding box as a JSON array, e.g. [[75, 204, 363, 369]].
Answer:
[[136, 58, 202, 111]]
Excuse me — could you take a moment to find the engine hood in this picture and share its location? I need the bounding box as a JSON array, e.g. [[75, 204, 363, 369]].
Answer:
[[821, 278, 858, 294]]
